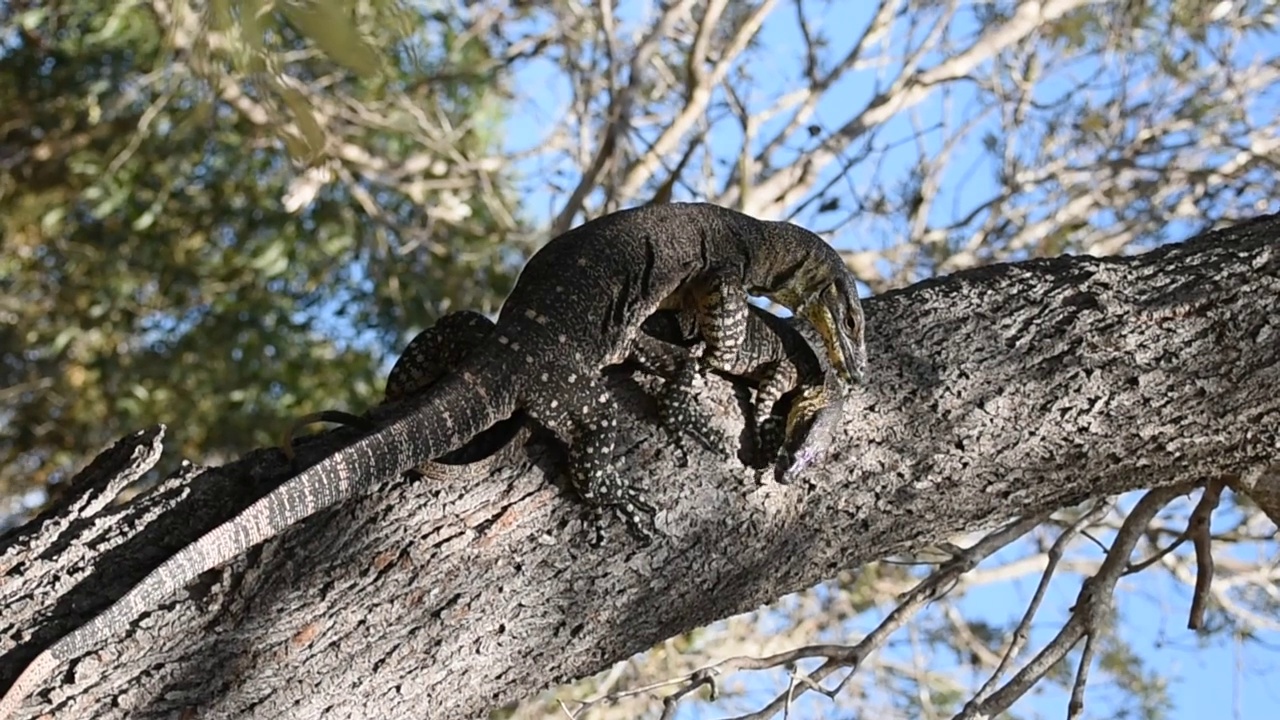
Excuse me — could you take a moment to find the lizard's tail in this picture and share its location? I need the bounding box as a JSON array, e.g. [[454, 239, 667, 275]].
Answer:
[[0, 361, 519, 718], [0, 650, 55, 720]]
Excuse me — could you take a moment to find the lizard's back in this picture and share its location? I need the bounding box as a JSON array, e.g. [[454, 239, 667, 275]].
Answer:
[[492, 203, 758, 367]]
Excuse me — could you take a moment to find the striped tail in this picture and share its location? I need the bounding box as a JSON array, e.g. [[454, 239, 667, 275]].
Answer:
[[0, 363, 518, 718]]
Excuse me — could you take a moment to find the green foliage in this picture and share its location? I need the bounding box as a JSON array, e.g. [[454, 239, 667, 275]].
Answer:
[[1091, 633, 1174, 720], [0, 1, 521, 502]]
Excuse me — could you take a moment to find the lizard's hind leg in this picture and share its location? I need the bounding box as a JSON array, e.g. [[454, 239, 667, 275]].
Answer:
[[386, 310, 494, 400], [627, 279, 753, 459], [390, 311, 527, 466], [279, 310, 523, 468]]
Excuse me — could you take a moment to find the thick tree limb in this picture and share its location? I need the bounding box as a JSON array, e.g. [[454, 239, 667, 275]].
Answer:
[[1, 215, 1277, 719]]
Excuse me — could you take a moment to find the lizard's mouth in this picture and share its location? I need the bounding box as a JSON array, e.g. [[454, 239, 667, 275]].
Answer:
[[803, 303, 862, 386]]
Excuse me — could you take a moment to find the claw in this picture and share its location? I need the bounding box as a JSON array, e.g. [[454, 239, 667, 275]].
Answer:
[[617, 485, 658, 544], [579, 474, 658, 546], [668, 424, 729, 465], [583, 507, 609, 547], [684, 426, 721, 452], [618, 500, 657, 545], [680, 423, 729, 455], [753, 417, 785, 468]]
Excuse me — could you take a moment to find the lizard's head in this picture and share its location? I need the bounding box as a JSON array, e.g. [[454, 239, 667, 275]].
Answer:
[[753, 222, 867, 387], [795, 272, 866, 387]]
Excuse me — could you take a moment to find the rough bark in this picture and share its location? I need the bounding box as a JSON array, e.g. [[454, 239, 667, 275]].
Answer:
[[1, 214, 1277, 720]]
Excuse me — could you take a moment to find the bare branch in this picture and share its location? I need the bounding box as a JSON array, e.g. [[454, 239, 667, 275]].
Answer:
[[613, 0, 781, 203], [1186, 480, 1226, 629], [956, 484, 1195, 719], [550, 0, 699, 233], [722, 0, 1107, 217], [970, 502, 1112, 706]]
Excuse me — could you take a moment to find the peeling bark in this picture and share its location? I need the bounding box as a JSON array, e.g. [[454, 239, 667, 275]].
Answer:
[[1, 214, 1277, 719]]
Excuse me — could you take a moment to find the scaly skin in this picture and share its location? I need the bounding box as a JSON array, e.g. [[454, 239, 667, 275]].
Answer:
[[283, 305, 843, 480], [0, 202, 865, 719], [636, 305, 845, 479], [281, 311, 528, 469]]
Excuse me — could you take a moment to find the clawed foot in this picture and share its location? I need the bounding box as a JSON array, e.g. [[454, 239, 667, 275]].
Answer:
[[615, 495, 657, 546], [657, 359, 732, 461], [749, 418, 785, 471], [664, 412, 728, 467], [583, 485, 658, 547], [684, 424, 730, 455], [668, 423, 730, 465]]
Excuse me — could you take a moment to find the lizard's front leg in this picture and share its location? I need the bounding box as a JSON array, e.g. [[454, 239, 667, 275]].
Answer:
[[691, 274, 750, 372], [638, 302, 842, 479], [525, 368, 657, 545], [640, 274, 753, 456], [747, 360, 797, 467]]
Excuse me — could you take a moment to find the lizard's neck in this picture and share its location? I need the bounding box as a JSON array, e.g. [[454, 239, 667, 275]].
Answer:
[[743, 222, 836, 305]]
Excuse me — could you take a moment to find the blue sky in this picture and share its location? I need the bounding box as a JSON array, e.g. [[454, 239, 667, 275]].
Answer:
[[493, 3, 1279, 718], [499, 2, 1014, 252]]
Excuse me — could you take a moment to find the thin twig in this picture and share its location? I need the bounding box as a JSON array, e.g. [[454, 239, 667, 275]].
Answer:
[[955, 483, 1195, 719], [1187, 479, 1225, 630], [971, 501, 1111, 705]]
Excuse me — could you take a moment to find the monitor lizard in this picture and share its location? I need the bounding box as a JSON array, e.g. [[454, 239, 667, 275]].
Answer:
[[280, 303, 846, 482], [0, 202, 865, 718]]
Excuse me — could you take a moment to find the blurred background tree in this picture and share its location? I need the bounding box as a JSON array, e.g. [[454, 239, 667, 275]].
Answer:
[[1, 0, 529, 503], [2, 0, 1277, 718]]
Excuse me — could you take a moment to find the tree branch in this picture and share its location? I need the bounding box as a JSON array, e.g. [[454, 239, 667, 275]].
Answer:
[[1, 214, 1277, 719]]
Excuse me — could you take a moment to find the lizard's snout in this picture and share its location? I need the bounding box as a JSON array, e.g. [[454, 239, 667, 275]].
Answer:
[[803, 300, 864, 386]]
